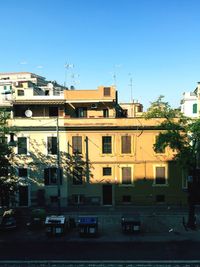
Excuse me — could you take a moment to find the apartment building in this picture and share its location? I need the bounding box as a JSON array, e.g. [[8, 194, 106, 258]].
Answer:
[[180, 82, 200, 118], [0, 72, 187, 207]]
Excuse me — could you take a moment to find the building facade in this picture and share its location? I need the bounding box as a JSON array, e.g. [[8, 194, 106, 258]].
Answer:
[[180, 92, 198, 118], [0, 72, 187, 207]]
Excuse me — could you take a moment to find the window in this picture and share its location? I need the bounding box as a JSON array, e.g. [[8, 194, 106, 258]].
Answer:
[[18, 137, 27, 154], [72, 167, 83, 185], [121, 136, 131, 154], [50, 196, 58, 203], [44, 167, 62, 185], [104, 87, 111, 96], [122, 167, 132, 184], [156, 195, 165, 203], [76, 107, 87, 118], [103, 167, 112, 176], [72, 136, 82, 154], [182, 171, 189, 189], [103, 109, 109, 118], [155, 166, 166, 185], [47, 137, 57, 155], [0, 136, 7, 144], [122, 195, 131, 203], [102, 136, 112, 154], [17, 90, 24, 96], [49, 107, 58, 116], [72, 194, 84, 204], [193, 103, 197, 114], [18, 168, 27, 178]]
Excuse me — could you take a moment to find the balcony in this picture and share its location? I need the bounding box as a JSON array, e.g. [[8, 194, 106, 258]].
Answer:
[[14, 87, 65, 103]]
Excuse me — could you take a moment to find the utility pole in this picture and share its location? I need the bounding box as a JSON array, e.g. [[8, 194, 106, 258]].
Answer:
[[56, 116, 61, 214], [85, 136, 90, 183]]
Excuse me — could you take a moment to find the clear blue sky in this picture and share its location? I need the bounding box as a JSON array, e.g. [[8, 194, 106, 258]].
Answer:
[[1, 0, 200, 110]]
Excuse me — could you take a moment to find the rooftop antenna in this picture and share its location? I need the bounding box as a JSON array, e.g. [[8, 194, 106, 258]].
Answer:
[[64, 62, 74, 87], [113, 64, 121, 87], [71, 73, 80, 88], [128, 73, 133, 102]]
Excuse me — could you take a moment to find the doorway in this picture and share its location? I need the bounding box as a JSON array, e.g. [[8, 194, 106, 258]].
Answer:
[[102, 184, 112, 205], [19, 185, 29, 206]]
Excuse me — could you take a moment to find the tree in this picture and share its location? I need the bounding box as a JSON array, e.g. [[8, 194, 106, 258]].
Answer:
[[0, 109, 17, 208], [145, 96, 200, 229]]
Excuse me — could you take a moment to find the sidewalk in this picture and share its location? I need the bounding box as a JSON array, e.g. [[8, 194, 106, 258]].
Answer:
[[0, 205, 200, 243]]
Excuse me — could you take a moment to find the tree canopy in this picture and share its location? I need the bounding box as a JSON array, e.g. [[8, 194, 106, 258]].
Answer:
[[145, 96, 200, 172], [0, 109, 17, 207]]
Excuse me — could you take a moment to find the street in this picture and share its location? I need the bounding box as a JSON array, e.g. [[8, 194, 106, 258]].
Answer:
[[0, 241, 200, 261], [0, 260, 200, 267]]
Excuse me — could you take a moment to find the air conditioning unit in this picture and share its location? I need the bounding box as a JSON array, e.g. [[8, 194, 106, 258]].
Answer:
[[91, 103, 98, 109]]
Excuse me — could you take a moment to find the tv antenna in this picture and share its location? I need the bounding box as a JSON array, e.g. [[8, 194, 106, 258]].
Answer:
[[128, 73, 133, 102], [112, 64, 121, 87], [64, 62, 74, 87]]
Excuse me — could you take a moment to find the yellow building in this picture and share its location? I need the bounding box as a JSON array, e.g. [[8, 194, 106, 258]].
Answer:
[[1, 72, 187, 207], [63, 88, 186, 206]]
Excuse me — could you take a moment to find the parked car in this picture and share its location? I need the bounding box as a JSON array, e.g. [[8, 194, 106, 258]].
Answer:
[[0, 209, 18, 230]]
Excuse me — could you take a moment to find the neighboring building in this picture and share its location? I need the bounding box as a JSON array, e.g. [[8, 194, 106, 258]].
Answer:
[[194, 82, 200, 117], [0, 72, 187, 207], [120, 102, 143, 117], [180, 92, 198, 118]]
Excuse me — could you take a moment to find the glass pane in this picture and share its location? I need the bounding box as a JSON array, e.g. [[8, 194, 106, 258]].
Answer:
[[18, 137, 27, 154], [102, 136, 112, 154]]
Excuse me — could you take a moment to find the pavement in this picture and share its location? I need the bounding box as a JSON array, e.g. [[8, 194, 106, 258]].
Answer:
[[1, 205, 200, 243]]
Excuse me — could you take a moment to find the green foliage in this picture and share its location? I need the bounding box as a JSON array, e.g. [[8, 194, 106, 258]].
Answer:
[[146, 96, 200, 171], [0, 109, 17, 207], [145, 95, 182, 119]]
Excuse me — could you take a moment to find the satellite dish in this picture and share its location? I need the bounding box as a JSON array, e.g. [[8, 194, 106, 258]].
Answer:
[[25, 109, 32, 118]]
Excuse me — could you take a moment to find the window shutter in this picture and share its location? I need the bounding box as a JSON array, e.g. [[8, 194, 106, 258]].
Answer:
[[47, 137, 52, 154], [52, 137, 57, 154], [156, 167, 166, 184], [72, 136, 82, 154], [48, 137, 57, 154], [104, 87, 111, 96], [122, 167, 131, 184], [121, 136, 131, 154], [193, 103, 197, 114]]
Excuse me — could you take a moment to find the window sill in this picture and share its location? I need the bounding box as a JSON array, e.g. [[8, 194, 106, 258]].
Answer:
[[152, 183, 169, 187], [119, 184, 134, 187]]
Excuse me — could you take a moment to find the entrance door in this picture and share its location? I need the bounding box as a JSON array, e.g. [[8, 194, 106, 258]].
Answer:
[[102, 184, 112, 205], [19, 186, 29, 206]]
